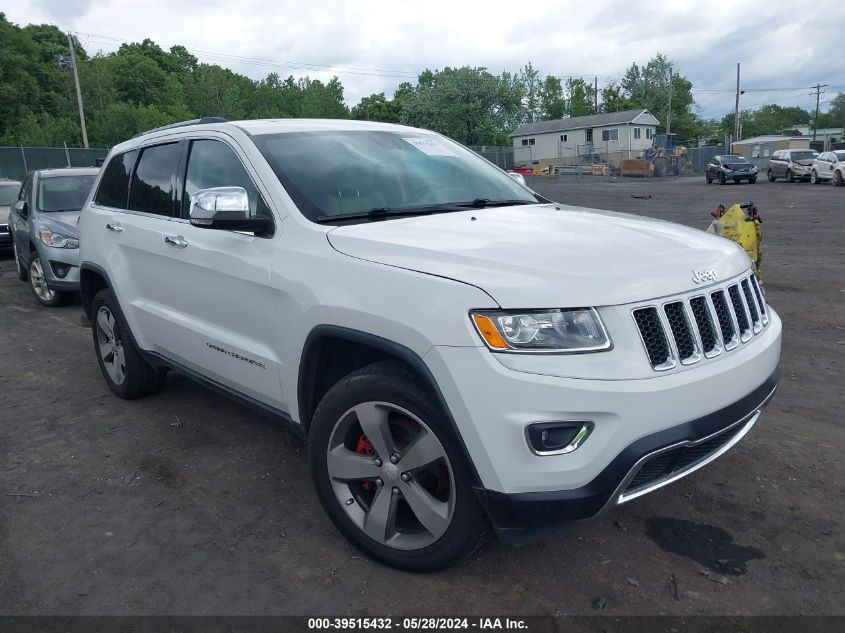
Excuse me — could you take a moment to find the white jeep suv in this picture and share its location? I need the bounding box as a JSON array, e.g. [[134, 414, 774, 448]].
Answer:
[[78, 118, 781, 571]]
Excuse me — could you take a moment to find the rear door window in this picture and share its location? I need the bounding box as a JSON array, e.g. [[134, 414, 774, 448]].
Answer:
[[94, 150, 138, 209], [129, 143, 180, 217]]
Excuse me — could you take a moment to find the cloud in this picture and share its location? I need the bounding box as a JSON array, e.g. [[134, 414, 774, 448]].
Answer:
[[6, 0, 844, 116]]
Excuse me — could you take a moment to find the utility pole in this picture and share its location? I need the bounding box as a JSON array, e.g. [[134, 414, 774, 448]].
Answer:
[[594, 76, 598, 112], [66, 32, 88, 149], [666, 65, 672, 134], [733, 62, 741, 150], [811, 84, 828, 142]]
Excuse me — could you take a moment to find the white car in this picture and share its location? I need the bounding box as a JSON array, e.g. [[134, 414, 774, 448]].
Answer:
[[810, 150, 845, 186], [78, 118, 781, 571]]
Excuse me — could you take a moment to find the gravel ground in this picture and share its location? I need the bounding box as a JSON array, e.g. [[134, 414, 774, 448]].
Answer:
[[1, 176, 843, 616]]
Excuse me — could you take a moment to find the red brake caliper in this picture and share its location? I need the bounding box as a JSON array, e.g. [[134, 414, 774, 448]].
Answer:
[[355, 435, 375, 491]]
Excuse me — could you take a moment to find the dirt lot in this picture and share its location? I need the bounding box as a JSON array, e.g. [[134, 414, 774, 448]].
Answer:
[[1, 177, 843, 616]]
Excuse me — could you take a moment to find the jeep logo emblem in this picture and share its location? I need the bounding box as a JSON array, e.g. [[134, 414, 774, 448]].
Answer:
[[692, 269, 718, 284]]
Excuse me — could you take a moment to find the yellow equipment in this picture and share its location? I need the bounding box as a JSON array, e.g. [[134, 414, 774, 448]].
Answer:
[[706, 202, 763, 280], [620, 133, 691, 177]]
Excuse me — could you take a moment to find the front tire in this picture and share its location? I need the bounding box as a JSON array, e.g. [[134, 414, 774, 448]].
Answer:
[[811, 170, 820, 184], [786, 169, 795, 183], [91, 288, 166, 399], [719, 172, 726, 185], [767, 169, 775, 182], [749, 177, 757, 184], [28, 252, 68, 307], [308, 361, 488, 572]]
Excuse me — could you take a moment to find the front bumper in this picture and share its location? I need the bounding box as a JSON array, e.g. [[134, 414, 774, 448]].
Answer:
[[39, 245, 81, 292], [476, 370, 778, 544]]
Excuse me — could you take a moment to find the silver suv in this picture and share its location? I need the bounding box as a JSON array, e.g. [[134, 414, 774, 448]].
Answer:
[[766, 149, 819, 183]]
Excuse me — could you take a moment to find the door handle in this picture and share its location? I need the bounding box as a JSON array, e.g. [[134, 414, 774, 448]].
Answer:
[[106, 223, 123, 232], [164, 234, 188, 248]]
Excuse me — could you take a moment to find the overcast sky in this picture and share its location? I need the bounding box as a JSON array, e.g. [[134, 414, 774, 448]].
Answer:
[[8, 1, 845, 119]]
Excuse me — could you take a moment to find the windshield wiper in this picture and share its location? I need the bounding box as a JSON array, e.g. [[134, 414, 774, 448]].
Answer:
[[454, 198, 535, 208], [315, 207, 445, 224]]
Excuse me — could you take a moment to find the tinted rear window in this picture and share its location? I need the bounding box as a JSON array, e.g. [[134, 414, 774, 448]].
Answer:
[[129, 143, 180, 216], [95, 150, 138, 209]]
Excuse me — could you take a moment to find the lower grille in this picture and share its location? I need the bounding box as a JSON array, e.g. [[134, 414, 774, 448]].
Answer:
[[623, 422, 745, 494]]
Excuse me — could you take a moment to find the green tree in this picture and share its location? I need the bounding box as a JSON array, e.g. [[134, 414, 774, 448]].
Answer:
[[520, 62, 541, 122], [539, 76, 566, 120], [566, 78, 595, 117]]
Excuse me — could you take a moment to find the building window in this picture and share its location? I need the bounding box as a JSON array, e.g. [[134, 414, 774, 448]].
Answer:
[[521, 138, 536, 146], [560, 134, 568, 142], [601, 128, 619, 142], [585, 129, 593, 143], [634, 127, 641, 140], [646, 128, 653, 140]]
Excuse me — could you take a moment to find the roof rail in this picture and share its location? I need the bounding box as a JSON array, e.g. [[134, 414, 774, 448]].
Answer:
[[132, 117, 228, 139]]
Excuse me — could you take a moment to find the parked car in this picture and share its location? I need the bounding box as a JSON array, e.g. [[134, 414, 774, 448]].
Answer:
[[78, 118, 781, 571], [705, 155, 758, 184], [0, 179, 22, 247], [810, 150, 845, 186], [9, 168, 99, 306], [766, 149, 819, 182]]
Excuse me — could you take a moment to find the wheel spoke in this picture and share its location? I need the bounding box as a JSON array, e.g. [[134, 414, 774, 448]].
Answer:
[[400, 430, 444, 472], [363, 486, 397, 543], [327, 446, 380, 481], [353, 402, 395, 460], [97, 310, 114, 340], [401, 480, 451, 540]]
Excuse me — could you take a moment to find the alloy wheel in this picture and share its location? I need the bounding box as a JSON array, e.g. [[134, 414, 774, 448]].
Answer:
[[326, 401, 455, 550], [96, 306, 126, 385], [29, 257, 55, 302]]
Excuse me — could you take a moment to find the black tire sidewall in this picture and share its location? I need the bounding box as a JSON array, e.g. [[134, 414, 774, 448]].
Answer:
[[308, 363, 486, 572], [91, 288, 163, 399]]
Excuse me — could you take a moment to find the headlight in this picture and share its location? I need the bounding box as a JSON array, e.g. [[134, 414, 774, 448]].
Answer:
[[38, 230, 79, 249], [723, 166, 732, 172], [470, 308, 612, 353]]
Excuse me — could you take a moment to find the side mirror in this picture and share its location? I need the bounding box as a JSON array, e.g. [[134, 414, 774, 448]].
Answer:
[[506, 172, 526, 186], [14, 200, 28, 218], [189, 187, 272, 235]]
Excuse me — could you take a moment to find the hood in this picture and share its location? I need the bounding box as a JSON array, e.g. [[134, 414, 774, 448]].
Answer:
[[327, 204, 750, 308], [35, 211, 80, 237], [794, 159, 815, 167]]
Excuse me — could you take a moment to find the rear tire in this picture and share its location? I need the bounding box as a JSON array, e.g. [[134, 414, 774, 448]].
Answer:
[[308, 361, 488, 572], [834, 171, 844, 187], [12, 240, 27, 281], [91, 288, 166, 399]]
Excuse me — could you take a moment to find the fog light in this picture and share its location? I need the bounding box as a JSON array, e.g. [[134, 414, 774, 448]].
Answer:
[[525, 421, 594, 455], [50, 261, 71, 279]]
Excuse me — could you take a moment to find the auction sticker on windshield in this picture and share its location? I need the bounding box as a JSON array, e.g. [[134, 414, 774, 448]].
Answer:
[[403, 137, 458, 156]]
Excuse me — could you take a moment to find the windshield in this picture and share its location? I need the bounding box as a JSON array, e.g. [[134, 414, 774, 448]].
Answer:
[[252, 130, 537, 223], [834, 151, 845, 162], [790, 151, 818, 161], [37, 174, 97, 212], [722, 155, 748, 163], [0, 183, 19, 206]]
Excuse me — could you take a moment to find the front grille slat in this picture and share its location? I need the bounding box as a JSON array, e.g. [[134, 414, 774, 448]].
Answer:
[[633, 274, 769, 371], [728, 284, 751, 340], [663, 302, 699, 363], [741, 279, 761, 331], [689, 296, 719, 356], [710, 290, 737, 349], [633, 307, 674, 369]]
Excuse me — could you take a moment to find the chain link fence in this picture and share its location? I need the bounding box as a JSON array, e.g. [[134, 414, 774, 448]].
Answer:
[[468, 146, 515, 170], [0, 147, 109, 181]]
